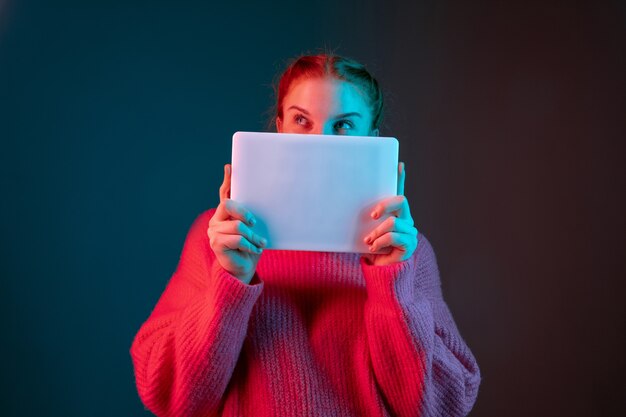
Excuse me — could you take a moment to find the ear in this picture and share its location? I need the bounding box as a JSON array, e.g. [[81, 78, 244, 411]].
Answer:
[[276, 117, 283, 133], [371, 128, 379, 137]]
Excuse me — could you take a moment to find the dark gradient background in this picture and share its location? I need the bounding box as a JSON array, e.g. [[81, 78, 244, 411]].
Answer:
[[1, 0, 624, 416]]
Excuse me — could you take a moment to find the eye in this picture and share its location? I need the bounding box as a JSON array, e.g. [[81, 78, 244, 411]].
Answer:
[[294, 113, 310, 127], [334, 120, 354, 131]]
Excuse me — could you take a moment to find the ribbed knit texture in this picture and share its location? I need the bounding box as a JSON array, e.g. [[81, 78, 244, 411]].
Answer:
[[130, 208, 481, 417]]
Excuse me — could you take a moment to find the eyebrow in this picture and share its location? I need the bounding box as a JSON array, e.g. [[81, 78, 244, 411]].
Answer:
[[286, 105, 362, 119]]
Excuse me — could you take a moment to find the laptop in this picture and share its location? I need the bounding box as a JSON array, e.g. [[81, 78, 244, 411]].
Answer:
[[230, 131, 399, 253]]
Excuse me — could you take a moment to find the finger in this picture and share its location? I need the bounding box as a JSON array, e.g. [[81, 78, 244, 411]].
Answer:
[[364, 246, 392, 257], [213, 197, 256, 226], [363, 216, 417, 245], [213, 219, 267, 248], [222, 234, 263, 255], [397, 162, 405, 196], [369, 231, 411, 252], [371, 195, 413, 224], [219, 164, 231, 203], [224, 199, 256, 226]]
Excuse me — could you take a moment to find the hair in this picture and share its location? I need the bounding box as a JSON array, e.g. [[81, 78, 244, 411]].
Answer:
[[268, 53, 384, 132]]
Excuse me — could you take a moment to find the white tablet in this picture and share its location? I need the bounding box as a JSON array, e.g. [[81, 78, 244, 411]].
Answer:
[[230, 131, 399, 253]]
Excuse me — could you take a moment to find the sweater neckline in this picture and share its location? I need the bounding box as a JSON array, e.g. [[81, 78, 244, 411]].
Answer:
[[255, 249, 365, 291]]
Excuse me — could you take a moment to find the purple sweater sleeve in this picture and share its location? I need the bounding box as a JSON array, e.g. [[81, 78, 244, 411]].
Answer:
[[360, 234, 481, 417]]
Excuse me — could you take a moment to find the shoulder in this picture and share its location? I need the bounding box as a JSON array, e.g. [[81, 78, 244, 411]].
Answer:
[[414, 232, 439, 267], [412, 232, 443, 298], [184, 207, 218, 241], [195, 207, 218, 224], [196, 207, 218, 224]]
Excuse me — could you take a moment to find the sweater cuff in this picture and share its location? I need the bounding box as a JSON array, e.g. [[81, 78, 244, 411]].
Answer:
[[360, 254, 417, 307], [206, 261, 264, 312]]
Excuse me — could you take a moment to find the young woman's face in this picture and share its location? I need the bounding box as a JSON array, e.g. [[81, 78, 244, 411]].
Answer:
[[276, 77, 379, 136]]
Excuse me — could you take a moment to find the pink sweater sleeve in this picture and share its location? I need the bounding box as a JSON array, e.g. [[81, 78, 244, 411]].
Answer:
[[129, 209, 264, 417], [360, 234, 481, 417]]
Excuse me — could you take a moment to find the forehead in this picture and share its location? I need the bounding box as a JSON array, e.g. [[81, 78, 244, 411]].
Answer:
[[283, 77, 369, 115]]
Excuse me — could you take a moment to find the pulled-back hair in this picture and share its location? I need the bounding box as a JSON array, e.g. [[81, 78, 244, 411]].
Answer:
[[270, 54, 384, 132]]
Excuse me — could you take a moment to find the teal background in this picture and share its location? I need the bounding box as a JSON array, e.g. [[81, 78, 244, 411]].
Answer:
[[1, 0, 624, 416]]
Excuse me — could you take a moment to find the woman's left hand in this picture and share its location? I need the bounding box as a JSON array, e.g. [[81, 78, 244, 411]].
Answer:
[[362, 162, 419, 266]]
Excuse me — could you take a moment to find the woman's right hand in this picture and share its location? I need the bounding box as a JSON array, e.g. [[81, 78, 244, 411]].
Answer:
[[207, 164, 267, 284]]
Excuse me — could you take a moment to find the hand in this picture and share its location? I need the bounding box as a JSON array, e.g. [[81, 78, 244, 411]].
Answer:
[[207, 164, 267, 284], [362, 162, 419, 266]]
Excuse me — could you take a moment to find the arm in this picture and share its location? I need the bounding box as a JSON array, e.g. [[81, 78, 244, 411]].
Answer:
[[129, 208, 264, 417], [361, 233, 481, 417]]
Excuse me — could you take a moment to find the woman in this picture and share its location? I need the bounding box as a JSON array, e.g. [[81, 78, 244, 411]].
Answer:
[[130, 54, 481, 417]]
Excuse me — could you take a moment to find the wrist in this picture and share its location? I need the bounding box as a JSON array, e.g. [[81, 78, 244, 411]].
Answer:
[[237, 274, 253, 285], [236, 270, 258, 285]]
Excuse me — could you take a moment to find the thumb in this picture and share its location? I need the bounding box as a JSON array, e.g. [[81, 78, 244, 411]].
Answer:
[[397, 162, 405, 196], [219, 164, 231, 202]]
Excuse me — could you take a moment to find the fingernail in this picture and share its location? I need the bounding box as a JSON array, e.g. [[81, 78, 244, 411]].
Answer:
[[250, 217, 256, 225], [371, 211, 378, 219], [261, 238, 267, 246], [369, 246, 375, 252], [364, 236, 371, 244]]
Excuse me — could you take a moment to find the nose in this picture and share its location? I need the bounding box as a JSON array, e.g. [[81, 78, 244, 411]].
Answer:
[[322, 125, 335, 135], [311, 123, 334, 135]]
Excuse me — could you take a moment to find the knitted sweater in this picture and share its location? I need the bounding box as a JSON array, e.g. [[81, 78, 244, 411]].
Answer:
[[130, 208, 481, 417]]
